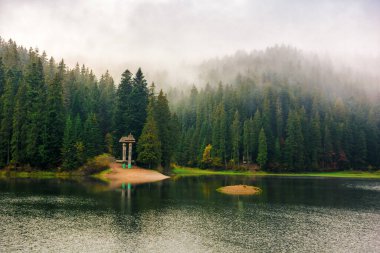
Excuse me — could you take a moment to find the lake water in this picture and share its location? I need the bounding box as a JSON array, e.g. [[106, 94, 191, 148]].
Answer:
[[0, 176, 379, 252]]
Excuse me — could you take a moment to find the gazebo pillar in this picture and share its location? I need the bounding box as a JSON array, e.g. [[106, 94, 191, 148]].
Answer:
[[122, 143, 127, 162], [128, 142, 133, 168]]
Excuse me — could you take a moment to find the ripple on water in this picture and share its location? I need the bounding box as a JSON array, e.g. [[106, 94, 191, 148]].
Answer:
[[0, 178, 380, 252]]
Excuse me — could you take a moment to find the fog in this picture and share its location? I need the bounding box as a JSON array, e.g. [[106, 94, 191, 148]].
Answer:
[[0, 0, 379, 86]]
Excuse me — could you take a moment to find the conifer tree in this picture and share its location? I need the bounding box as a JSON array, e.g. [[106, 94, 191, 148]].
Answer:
[[284, 111, 304, 170], [11, 82, 27, 163], [0, 57, 5, 96], [113, 69, 133, 155], [62, 116, 75, 170], [84, 113, 102, 159], [257, 128, 268, 169], [131, 68, 149, 138], [25, 57, 48, 167], [137, 99, 161, 169], [231, 110, 240, 164], [45, 60, 65, 167], [243, 119, 251, 163], [154, 90, 172, 168], [0, 75, 15, 166]]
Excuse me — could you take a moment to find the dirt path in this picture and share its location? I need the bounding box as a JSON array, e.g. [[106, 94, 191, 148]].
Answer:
[[104, 162, 170, 188]]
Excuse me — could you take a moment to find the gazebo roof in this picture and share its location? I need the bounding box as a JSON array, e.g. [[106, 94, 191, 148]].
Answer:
[[119, 133, 136, 143]]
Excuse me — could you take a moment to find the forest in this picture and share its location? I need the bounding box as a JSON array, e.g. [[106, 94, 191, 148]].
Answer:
[[0, 39, 379, 172]]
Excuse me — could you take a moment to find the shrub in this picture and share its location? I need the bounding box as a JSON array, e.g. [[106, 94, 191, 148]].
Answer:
[[79, 154, 114, 175]]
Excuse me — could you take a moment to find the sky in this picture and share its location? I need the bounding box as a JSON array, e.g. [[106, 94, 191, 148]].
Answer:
[[0, 0, 379, 84]]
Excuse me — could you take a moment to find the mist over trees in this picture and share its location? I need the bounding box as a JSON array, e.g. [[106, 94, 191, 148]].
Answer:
[[173, 46, 380, 171], [0, 39, 177, 170], [0, 39, 379, 171]]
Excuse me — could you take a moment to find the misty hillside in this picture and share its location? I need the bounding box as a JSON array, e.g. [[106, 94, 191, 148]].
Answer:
[[1, 38, 379, 171], [195, 46, 380, 101], [173, 46, 380, 171]]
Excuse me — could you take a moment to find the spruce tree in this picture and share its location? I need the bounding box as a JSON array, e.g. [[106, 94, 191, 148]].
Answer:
[[231, 110, 240, 164], [25, 57, 48, 167], [113, 69, 133, 156], [45, 60, 65, 167], [0, 75, 15, 166], [11, 82, 28, 164], [83, 113, 102, 159], [284, 111, 304, 170], [257, 128, 268, 169], [131, 68, 149, 139], [62, 116, 75, 170], [154, 90, 172, 168], [243, 119, 251, 163], [137, 99, 161, 169], [0, 57, 5, 96]]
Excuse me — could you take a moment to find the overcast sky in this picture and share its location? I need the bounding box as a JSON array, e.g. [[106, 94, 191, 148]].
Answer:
[[0, 0, 379, 83]]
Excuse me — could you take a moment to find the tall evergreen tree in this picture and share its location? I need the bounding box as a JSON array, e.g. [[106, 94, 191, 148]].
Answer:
[[25, 57, 48, 167], [154, 90, 172, 168], [11, 82, 28, 164], [45, 60, 65, 167], [257, 128, 268, 169], [83, 113, 102, 159], [137, 99, 161, 169], [231, 110, 240, 164], [113, 69, 133, 156], [130, 68, 149, 139], [284, 111, 304, 170]]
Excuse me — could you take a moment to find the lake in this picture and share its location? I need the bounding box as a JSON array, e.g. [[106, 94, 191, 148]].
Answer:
[[0, 176, 379, 252]]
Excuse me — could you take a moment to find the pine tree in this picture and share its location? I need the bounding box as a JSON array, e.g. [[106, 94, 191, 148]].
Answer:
[[83, 113, 102, 159], [137, 99, 161, 169], [243, 119, 251, 163], [0, 75, 15, 166], [257, 128, 268, 169], [11, 82, 28, 164], [113, 69, 133, 156], [154, 90, 172, 168], [98, 70, 115, 137], [0, 57, 5, 96], [45, 60, 65, 167], [62, 116, 75, 170], [251, 110, 262, 161], [169, 113, 181, 163], [231, 110, 240, 164], [284, 111, 304, 170], [25, 57, 48, 167], [130, 68, 149, 138], [310, 112, 322, 169]]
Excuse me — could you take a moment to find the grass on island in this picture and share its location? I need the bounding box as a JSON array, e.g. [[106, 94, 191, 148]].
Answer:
[[91, 168, 112, 182], [172, 167, 380, 179]]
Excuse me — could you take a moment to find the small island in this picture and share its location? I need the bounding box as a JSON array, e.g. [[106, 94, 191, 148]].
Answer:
[[217, 185, 262, 195], [98, 162, 169, 188]]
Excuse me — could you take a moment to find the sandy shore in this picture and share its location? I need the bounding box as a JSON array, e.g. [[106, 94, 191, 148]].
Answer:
[[217, 185, 262, 195], [103, 163, 170, 188]]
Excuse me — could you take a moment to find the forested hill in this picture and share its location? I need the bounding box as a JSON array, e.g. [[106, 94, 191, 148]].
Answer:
[[173, 47, 380, 171], [1, 39, 379, 172], [0, 39, 178, 170]]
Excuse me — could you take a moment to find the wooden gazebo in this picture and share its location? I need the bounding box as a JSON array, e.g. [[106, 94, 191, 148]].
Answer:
[[119, 133, 135, 168]]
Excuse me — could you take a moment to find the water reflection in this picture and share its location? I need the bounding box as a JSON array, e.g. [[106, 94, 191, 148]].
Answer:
[[0, 176, 379, 252]]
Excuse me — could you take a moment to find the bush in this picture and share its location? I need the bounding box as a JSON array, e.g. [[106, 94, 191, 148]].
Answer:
[[79, 154, 114, 175]]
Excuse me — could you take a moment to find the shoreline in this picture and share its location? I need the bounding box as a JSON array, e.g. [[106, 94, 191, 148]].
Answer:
[[1, 167, 380, 180], [172, 167, 380, 179]]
